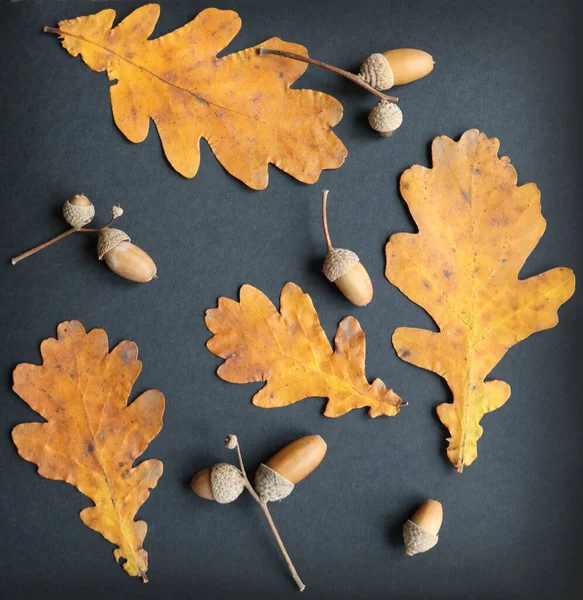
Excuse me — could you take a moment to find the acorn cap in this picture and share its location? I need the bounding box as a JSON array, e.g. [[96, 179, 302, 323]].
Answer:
[[254, 463, 294, 502], [403, 519, 439, 556], [97, 228, 130, 260], [322, 248, 360, 282], [368, 100, 403, 137], [63, 196, 95, 228], [210, 463, 245, 504], [359, 53, 394, 90]]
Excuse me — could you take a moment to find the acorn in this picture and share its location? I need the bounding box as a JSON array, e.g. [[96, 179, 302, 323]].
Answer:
[[62, 194, 95, 229], [359, 49, 434, 91], [254, 435, 327, 502], [368, 100, 403, 137], [321, 190, 373, 306], [190, 463, 245, 504], [97, 228, 157, 283], [403, 499, 443, 556]]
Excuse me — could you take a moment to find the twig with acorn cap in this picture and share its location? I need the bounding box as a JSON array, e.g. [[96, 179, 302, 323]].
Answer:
[[259, 47, 433, 136], [191, 434, 327, 592], [10, 194, 157, 282]]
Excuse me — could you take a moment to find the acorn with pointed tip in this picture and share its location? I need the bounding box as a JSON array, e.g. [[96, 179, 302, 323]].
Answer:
[[320, 190, 373, 306], [254, 435, 327, 502], [359, 48, 434, 91], [97, 228, 157, 283], [62, 194, 95, 229], [190, 463, 245, 504], [403, 499, 443, 556]]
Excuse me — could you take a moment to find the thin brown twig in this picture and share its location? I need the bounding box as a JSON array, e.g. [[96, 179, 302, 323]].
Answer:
[[10, 212, 122, 265], [321, 189, 332, 250], [232, 438, 305, 592], [258, 47, 398, 102]]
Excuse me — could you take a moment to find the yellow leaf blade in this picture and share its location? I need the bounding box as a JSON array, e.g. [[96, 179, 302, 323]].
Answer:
[[386, 130, 575, 471], [205, 282, 402, 418], [11, 321, 164, 581], [49, 6, 347, 189]]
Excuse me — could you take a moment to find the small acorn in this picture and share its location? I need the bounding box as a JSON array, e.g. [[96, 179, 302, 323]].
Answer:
[[368, 100, 403, 137], [190, 463, 245, 504], [97, 228, 157, 283], [62, 194, 95, 229], [359, 48, 434, 91], [254, 435, 327, 502], [403, 499, 443, 556], [321, 190, 373, 306]]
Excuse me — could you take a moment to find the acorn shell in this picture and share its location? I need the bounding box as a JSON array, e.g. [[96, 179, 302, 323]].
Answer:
[[254, 463, 295, 502], [382, 48, 434, 86], [322, 248, 360, 282], [63, 195, 95, 228]]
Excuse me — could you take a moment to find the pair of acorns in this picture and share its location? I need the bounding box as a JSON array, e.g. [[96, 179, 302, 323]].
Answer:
[[12, 194, 157, 283], [191, 434, 327, 503], [359, 48, 434, 136]]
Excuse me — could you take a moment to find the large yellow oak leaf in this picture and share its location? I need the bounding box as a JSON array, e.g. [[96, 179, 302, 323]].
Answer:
[[45, 4, 347, 190], [12, 321, 164, 581], [386, 130, 575, 471], [205, 282, 402, 417]]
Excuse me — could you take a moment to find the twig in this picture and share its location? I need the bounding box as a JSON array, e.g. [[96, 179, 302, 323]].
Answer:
[[258, 47, 398, 103], [230, 437, 306, 592], [321, 189, 332, 250], [11, 211, 122, 265]]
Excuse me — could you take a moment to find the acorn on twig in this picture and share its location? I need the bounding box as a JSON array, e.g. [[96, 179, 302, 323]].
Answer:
[[359, 49, 434, 91], [97, 227, 157, 283], [254, 435, 327, 502], [190, 433, 328, 592], [368, 100, 403, 137], [190, 463, 245, 504], [62, 194, 95, 228], [321, 190, 373, 306], [11, 195, 157, 284], [403, 499, 443, 556]]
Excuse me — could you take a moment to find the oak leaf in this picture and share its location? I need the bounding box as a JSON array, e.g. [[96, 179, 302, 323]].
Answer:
[[205, 282, 402, 417], [385, 130, 575, 471], [46, 4, 347, 190], [12, 321, 164, 581]]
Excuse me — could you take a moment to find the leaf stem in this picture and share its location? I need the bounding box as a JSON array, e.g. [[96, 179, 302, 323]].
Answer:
[[232, 438, 305, 592], [321, 189, 333, 251], [11, 213, 122, 265], [258, 47, 398, 103]]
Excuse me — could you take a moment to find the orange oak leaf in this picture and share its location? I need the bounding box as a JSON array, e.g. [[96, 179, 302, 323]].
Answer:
[[385, 130, 575, 471], [205, 282, 402, 417], [45, 4, 347, 190], [12, 321, 164, 581]]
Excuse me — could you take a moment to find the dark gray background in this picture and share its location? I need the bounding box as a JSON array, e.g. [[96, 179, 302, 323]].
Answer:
[[1, 0, 581, 598]]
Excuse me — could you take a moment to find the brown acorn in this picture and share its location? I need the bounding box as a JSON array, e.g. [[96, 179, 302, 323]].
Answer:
[[62, 194, 95, 229], [403, 499, 443, 556], [190, 463, 245, 504], [321, 190, 373, 306], [97, 228, 157, 283], [254, 435, 327, 502], [359, 48, 434, 91]]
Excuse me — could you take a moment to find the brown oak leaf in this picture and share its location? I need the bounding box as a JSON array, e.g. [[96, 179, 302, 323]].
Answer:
[[12, 321, 164, 581], [45, 4, 347, 190]]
